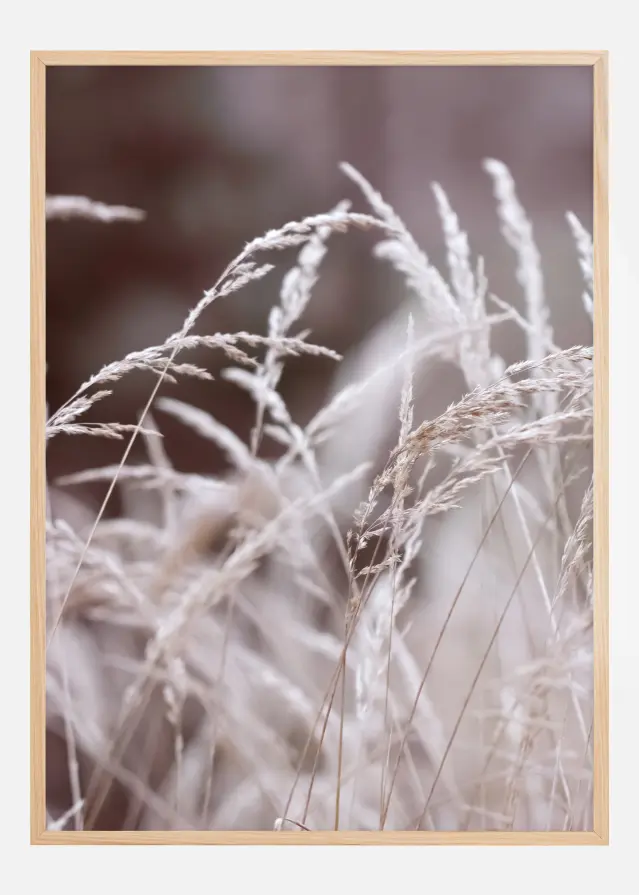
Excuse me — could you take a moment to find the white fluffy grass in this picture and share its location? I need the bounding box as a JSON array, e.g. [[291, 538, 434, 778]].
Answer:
[[45, 162, 594, 832]]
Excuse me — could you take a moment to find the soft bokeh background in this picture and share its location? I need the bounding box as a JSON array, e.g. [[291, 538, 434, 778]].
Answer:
[[46, 65, 593, 500]]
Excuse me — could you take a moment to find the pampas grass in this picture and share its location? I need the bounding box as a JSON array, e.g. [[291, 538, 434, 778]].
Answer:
[[45, 162, 594, 832]]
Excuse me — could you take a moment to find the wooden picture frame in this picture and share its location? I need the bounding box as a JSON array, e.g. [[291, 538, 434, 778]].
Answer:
[[31, 50, 608, 845]]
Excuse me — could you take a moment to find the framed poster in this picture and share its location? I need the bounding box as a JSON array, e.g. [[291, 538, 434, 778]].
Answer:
[[31, 51, 608, 844]]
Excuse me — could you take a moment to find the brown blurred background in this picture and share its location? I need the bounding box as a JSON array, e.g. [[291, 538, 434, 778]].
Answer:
[[46, 65, 593, 506]]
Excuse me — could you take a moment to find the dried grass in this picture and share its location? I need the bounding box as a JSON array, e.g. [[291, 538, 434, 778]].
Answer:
[[45, 163, 594, 832]]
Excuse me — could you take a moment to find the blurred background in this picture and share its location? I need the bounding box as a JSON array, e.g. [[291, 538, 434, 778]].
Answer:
[[46, 65, 593, 502]]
